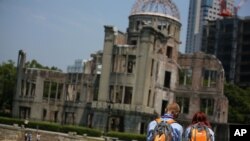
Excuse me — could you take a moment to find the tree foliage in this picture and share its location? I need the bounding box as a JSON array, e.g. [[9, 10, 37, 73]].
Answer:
[[224, 83, 250, 124], [0, 60, 17, 114], [0, 59, 62, 115], [25, 59, 62, 72]]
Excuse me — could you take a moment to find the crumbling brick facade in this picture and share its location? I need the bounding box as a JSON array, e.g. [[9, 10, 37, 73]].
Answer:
[[176, 52, 228, 123]]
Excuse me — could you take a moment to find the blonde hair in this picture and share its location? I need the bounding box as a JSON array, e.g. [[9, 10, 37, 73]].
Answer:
[[166, 102, 180, 117]]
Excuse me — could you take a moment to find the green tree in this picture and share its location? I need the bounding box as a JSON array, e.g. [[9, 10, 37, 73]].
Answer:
[[25, 59, 62, 71], [0, 59, 62, 116], [224, 83, 250, 124], [0, 60, 17, 115]]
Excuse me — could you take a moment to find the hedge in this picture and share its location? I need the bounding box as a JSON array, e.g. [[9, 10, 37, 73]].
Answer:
[[0, 116, 146, 140], [0, 116, 101, 137]]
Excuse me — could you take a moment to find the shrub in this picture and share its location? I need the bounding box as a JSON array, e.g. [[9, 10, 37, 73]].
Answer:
[[61, 125, 102, 137], [0, 117, 102, 137], [0, 116, 23, 125], [28, 121, 62, 132], [0, 116, 146, 140]]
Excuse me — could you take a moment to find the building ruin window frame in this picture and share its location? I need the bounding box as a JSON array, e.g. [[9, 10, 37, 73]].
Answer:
[[50, 82, 57, 100], [109, 85, 124, 104], [151, 59, 154, 76], [164, 71, 171, 89], [124, 86, 133, 104], [203, 69, 217, 88], [43, 81, 50, 99], [179, 68, 193, 86], [176, 96, 190, 114], [147, 89, 151, 107], [30, 82, 36, 97], [127, 55, 136, 74], [115, 86, 123, 104], [25, 80, 30, 96], [64, 112, 75, 125], [42, 109, 47, 121], [166, 46, 173, 59], [200, 98, 214, 116], [19, 106, 31, 119], [57, 83, 63, 100]]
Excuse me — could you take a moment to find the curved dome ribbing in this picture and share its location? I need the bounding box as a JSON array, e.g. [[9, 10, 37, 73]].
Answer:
[[130, 0, 180, 20]]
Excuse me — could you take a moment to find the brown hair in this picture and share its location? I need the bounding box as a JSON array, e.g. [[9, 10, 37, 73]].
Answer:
[[165, 102, 180, 118]]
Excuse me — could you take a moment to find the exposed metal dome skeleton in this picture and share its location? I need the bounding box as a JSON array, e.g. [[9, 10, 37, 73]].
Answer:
[[130, 0, 180, 20]]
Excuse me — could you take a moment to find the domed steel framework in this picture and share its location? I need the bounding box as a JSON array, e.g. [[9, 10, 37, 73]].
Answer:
[[130, 0, 180, 20]]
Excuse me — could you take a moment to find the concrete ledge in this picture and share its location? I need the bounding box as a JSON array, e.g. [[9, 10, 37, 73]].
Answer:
[[0, 124, 106, 141]]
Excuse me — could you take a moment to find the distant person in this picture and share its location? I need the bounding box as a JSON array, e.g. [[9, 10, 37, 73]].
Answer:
[[36, 132, 41, 141], [184, 111, 215, 141], [28, 132, 32, 141], [146, 102, 183, 141], [25, 132, 28, 141], [24, 119, 29, 128]]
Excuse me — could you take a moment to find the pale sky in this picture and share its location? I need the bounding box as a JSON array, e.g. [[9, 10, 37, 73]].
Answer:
[[0, 0, 249, 72]]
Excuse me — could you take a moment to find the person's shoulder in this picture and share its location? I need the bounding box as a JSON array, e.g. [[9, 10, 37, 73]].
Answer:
[[149, 119, 157, 123], [148, 119, 158, 127], [208, 127, 215, 134], [171, 121, 183, 130], [170, 119, 181, 126], [185, 126, 191, 132]]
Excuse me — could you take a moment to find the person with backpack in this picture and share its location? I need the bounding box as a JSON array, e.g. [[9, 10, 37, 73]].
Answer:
[[146, 102, 183, 141], [184, 111, 215, 141]]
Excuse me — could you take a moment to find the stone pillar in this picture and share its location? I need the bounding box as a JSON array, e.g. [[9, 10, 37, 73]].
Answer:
[[12, 50, 26, 118], [133, 27, 154, 106], [98, 26, 118, 102]]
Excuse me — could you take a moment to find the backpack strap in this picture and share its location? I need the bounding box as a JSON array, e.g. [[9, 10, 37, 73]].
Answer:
[[204, 126, 211, 141], [188, 125, 195, 141], [166, 119, 176, 141], [155, 117, 162, 123], [152, 118, 164, 141], [166, 119, 176, 124], [155, 118, 175, 124]]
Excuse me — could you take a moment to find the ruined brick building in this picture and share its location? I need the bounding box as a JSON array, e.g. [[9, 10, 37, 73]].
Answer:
[[12, 0, 228, 134]]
